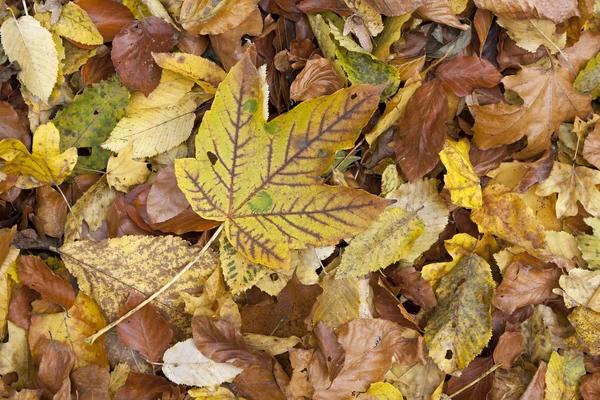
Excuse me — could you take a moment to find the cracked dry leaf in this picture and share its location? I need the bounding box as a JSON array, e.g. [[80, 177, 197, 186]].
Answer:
[[106, 145, 150, 192], [472, 66, 592, 159], [536, 161, 600, 219], [439, 138, 482, 209], [0, 122, 77, 190], [545, 351, 586, 400], [59, 235, 218, 339], [29, 292, 108, 369], [0, 15, 58, 102], [424, 253, 495, 375], [175, 54, 388, 269]]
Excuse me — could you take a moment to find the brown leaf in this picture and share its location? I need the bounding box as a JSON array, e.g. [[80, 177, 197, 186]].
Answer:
[[37, 339, 75, 395], [115, 291, 174, 363], [436, 56, 502, 97], [17, 256, 75, 309], [416, 0, 470, 30], [146, 166, 190, 224], [394, 79, 448, 182], [296, 0, 351, 14], [192, 315, 286, 400], [391, 266, 437, 310], [176, 32, 209, 56], [313, 322, 345, 382], [472, 65, 592, 159], [290, 57, 346, 102], [241, 275, 322, 338], [469, 143, 511, 176], [209, 9, 262, 71], [473, 0, 579, 24], [364, 0, 425, 16], [33, 186, 67, 238], [74, 0, 134, 42], [582, 373, 600, 400], [447, 356, 494, 400], [180, 0, 256, 36], [497, 31, 546, 71], [81, 53, 115, 87], [106, 196, 153, 238], [474, 9, 493, 55], [584, 123, 600, 169], [493, 331, 524, 370], [113, 372, 179, 400], [286, 348, 315, 399], [312, 319, 404, 400], [492, 261, 560, 315], [0, 101, 29, 148], [71, 365, 110, 400], [520, 361, 547, 400], [111, 17, 175, 96], [7, 285, 39, 330], [517, 148, 555, 193]]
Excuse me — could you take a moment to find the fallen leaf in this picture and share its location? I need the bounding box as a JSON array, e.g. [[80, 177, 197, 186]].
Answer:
[[446, 356, 494, 400], [386, 358, 444, 400], [536, 161, 600, 218], [394, 79, 448, 182], [152, 52, 226, 93], [17, 256, 75, 309], [71, 364, 111, 400], [244, 333, 302, 356], [545, 351, 586, 400], [473, 0, 579, 23], [364, 0, 424, 16], [74, 0, 135, 42], [180, 0, 257, 36], [111, 17, 175, 95], [175, 54, 388, 269], [162, 338, 242, 386], [439, 138, 483, 209], [36, 339, 75, 394], [40, 2, 104, 46], [114, 372, 179, 400], [33, 185, 67, 238], [291, 57, 346, 102], [0, 16, 58, 102], [424, 253, 495, 375], [286, 348, 316, 399], [81, 53, 116, 87], [115, 291, 173, 363], [558, 268, 600, 311], [0, 122, 77, 190], [106, 145, 149, 192], [581, 373, 600, 400], [360, 381, 403, 399], [0, 321, 32, 389], [53, 75, 129, 172], [496, 17, 566, 54], [192, 315, 286, 399], [29, 292, 108, 369], [436, 55, 502, 97], [493, 332, 524, 370], [472, 66, 592, 159], [59, 235, 217, 339], [0, 101, 29, 147], [565, 306, 600, 355]]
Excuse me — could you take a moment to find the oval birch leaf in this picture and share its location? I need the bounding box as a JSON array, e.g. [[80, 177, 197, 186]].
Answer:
[[424, 253, 495, 375], [59, 235, 218, 339], [49, 2, 104, 46], [175, 54, 389, 269], [163, 339, 242, 387], [0, 16, 59, 102]]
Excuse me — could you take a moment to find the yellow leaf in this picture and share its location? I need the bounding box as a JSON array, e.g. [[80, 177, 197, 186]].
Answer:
[[536, 161, 600, 218], [337, 208, 425, 278], [49, 2, 103, 46], [62, 40, 98, 75], [29, 292, 108, 369], [342, 0, 384, 36], [558, 268, 600, 311], [372, 14, 411, 61], [422, 233, 487, 282], [424, 253, 495, 375], [220, 236, 268, 295], [64, 176, 118, 242], [313, 274, 361, 329], [109, 364, 130, 397], [106, 145, 150, 192], [0, 321, 32, 389], [243, 333, 302, 357], [387, 358, 444, 400], [126, 69, 195, 114], [0, 122, 77, 189], [544, 351, 585, 400], [0, 244, 18, 342], [175, 55, 388, 269], [59, 235, 218, 339], [380, 165, 405, 197], [565, 306, 600, 355], [439, 138, 482, 209], [472, 183, 548, 256], [140, 0, 176, 26], [102, 92, 212, 158], [188, 386, 240, 400], [152, 52, 227, 94], [577, 217, 600, 269], [363, 382, 403, 399], [179, 0, 256, 36], [0, 15, 59, 102], [546, 230, 585, 268], [496, 17, 565, 54]]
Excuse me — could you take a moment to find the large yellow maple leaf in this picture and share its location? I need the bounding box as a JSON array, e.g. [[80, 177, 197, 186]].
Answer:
[[175, 55, 389, 269]]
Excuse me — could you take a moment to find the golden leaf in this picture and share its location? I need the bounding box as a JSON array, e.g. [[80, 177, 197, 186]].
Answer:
[[544, 351, 585, 400], [558, 268, 600, 312], [0, 321, 32, 389], [152, 52, 226, 94], [565, 306, 600, 355], [179, 0, 256, 36], [38, 2, 103, 46], [175, 55, 388, 269], [439, 138, 483, 209], [577, 217, 600, 269], [0, 122, 77, 190], [106, 144, 150, 192]]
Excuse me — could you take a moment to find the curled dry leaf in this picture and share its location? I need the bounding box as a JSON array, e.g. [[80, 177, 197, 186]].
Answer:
[[33, 185, 67, 238], [111, 17, 175, 96], [17, 256, 75, 309], [290, 57, 346, 102]]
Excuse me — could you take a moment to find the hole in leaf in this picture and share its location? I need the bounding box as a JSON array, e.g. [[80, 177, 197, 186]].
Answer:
[[207, 152, 218, 165], [77, 147, 92, 157], [350, 93, 357, 100], [93, 109, 99, 115], [445, 350, 453, 360]]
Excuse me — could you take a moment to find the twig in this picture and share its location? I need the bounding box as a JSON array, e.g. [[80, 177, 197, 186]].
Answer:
[[85, 223, 224, 344], [529, 19, 575, 76], [445, 362, 503, 399]]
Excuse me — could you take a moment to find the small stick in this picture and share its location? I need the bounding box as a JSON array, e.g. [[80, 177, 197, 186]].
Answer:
[[445, 362, 503, 399], [85, 223, 224, 344]]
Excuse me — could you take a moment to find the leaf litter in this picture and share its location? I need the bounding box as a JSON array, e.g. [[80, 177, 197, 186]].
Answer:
[[2, 0, 600, 398]]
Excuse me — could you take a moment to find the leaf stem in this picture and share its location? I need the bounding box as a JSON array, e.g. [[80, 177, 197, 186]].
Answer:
[[21, 0, 28, 16], [85, 223, 224, 344], [445, 362, 503, 399]]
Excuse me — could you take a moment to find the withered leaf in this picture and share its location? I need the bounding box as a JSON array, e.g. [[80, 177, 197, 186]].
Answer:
[[17, 256, 75, 309], [74, 0, 134, 42], [436, 55, 502, 97], [473, 0, 579, 24], [290, 57, 346, 102], [71, 364, 111, 400], [114, 372, 179, 400]]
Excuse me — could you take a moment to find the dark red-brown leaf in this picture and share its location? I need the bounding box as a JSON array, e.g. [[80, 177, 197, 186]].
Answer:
[[7, 285, 39, 330], [447, 356, 494, 400], [436, 56, 502, 97], [75, 0, 135, 42], [113, 372, 179, 400], [111, 17, 175, 96], [17, 256, 75, 309], [0, 101, 29, 148], [115, 291, 173, 363], [81, 53, 116, 87], [37, 339, 75, 395], [313, 322, 345, 381], [394, 79, 448, 182]]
